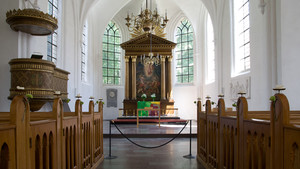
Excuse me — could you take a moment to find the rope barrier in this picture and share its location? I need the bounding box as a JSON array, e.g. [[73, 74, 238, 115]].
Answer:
[[111, 120, 189, 149]]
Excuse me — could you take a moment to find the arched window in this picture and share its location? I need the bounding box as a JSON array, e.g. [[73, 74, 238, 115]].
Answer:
[[175, 19, 194, 83], [81, 22, 88, 81], [47, 0, 60, 64], [233, 0, 250, 75], [206, 14, 215, 84], [102, 21, 121, 85]]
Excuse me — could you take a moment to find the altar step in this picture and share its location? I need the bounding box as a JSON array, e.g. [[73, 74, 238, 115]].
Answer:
[[117, 116, 180, 119], [115, 116, 185, 124]]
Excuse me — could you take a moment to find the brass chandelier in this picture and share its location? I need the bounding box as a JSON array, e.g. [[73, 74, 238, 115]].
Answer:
[[140, 52, 160, 66], [125, 0, 169, 33]]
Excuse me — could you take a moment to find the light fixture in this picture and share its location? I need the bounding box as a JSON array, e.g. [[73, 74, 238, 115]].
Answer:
[[139, 33, 160, 66], [125, 0, 169, 33], [140, 53, 160, 66]]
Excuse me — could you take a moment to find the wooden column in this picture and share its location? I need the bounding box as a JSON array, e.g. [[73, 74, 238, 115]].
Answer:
[[125, 56, 130, 99], [161, 56, 166, 100], [131, 56, 137, 100], [167, 56, 173, 100]]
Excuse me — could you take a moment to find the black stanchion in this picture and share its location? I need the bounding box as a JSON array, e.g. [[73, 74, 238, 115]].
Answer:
[[183, 120, 195, 159], [105, 120, 117, 159]]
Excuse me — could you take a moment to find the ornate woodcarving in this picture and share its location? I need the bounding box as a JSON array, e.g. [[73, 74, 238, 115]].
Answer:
[[121, 33, 176, 115], [9, 58, 69, 111], [6, 8, 58, 36]]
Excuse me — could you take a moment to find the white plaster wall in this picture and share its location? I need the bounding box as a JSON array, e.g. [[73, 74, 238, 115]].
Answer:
[[0, 0, 20, 111], [280, 0, 300, 110], [88, 0, 130, 119], [205, 0, 274, 110]]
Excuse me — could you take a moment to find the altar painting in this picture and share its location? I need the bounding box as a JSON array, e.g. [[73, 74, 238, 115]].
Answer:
[[136, 60, 161, 99]]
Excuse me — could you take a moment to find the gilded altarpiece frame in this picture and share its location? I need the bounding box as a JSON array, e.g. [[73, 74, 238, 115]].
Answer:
[[120, 33, 176, 115]]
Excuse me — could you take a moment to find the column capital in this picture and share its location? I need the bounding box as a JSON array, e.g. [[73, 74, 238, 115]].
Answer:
[[131, 56, 137, 62], [125, 56, 130, 62], [167, 55, 173, 62], [160, 55, 166, 62]]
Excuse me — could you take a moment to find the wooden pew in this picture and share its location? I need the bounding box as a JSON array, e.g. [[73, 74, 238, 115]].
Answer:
[[0, 95, 104, 169], [197, 93, 300, 169]]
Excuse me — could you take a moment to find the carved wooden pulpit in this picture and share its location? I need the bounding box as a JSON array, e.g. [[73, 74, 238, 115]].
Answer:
[[120, 33, 176, 115]]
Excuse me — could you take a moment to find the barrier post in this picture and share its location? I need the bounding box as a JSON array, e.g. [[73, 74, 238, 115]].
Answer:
[[183, 120, 195, 159], [105, 120, 117, 159]]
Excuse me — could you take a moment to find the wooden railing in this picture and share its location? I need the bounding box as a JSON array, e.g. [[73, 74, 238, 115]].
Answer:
[[197, 93, 300, 169], [136, 108, 161, 127], [0, 95, 104, 169]]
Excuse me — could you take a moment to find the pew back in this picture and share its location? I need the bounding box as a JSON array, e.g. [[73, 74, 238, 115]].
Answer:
[[0, 96, 104, 169], [197, 93, 300, 169]]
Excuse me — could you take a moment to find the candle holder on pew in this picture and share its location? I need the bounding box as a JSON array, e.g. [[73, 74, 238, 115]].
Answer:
[[205, 96, 211, 100], [54, 91, 61, 98], [75, 94, 82, 99], [218, 94, 224, 99], [238, 91, 246, 97], [273, 85, 286, 94]]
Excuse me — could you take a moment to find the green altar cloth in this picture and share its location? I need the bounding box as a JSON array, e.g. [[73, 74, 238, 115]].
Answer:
[[137, 101, 160, 116]]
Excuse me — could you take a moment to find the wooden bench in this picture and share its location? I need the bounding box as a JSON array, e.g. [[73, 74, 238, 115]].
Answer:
[[0, 95, 104, 169], [197, 93, 300, 169]]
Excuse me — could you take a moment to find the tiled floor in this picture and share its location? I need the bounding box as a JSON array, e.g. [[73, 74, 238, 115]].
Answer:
[[97, 120, 204, 169], [96, 138, 205, 169]]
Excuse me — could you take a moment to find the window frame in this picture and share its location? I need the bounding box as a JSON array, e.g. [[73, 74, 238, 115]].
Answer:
[[47, 0, 59, 64], [102, 21, 121, 85], [81, 23, 88, 82], [174, 19, 195, 84], [232, 0, 251, 76]]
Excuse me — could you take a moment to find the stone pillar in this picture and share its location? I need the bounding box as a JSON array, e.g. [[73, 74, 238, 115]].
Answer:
[[125, 56, 130, 99], [131, 56, 137, 100], [161, 55, 166, 100], [167, 56, 173, 100]]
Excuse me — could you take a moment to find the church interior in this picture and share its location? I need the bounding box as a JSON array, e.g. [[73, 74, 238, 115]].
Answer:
[[0, 0, 300, 168]]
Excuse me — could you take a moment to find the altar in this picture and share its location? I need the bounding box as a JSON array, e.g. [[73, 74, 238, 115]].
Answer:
[[137, 101, 160, 116], [120, 33, 177, 116]]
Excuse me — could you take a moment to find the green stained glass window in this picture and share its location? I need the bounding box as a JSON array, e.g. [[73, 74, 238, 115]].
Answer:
[[102, 21, 121, 85]]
